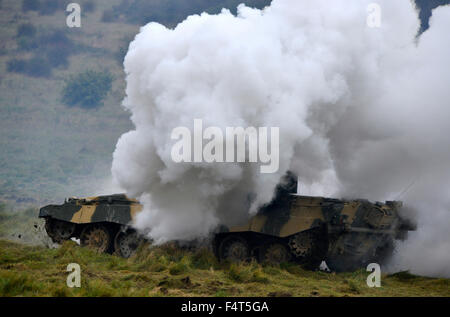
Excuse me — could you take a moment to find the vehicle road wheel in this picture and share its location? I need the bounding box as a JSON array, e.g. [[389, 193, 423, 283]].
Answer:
[[218, 236, 249, 262], [80, 224, 113, 254], [45, 218, 75, 244], [114, 229, 142, 258], [261, 242, 292, 264], [289, 228, 328, 270]]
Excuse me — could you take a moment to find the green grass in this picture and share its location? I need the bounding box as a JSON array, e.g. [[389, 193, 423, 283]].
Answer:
[[0, 0, 448, 298], [0, 239, 448, 297], [0, 206, 448, 297]]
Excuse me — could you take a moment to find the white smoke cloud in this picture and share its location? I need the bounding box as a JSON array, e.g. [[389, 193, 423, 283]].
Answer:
[[112, 0, 450, 276]]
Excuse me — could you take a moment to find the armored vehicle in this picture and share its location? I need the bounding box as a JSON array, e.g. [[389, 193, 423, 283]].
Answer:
[[213, 173, 416, 272], [40, 175, 416, 271], [39, 194, 143, 258]]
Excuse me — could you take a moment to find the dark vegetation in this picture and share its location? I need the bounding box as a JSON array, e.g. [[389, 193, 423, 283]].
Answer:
[[7, 56, 52, 77], [102, 0, 272, 26], [16, 23, 36, 37], [21, 0, 95, 16], [115, 34, 136, 66], [83, 0, 95, 13], [8, 26, 75, 77], [101, 0, 446, 31], [62, 70, 113, 109], [21, 0, 40, 12]]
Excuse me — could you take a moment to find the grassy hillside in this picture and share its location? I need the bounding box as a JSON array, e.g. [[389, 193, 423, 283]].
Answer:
[[0, 205, 448, 297], [0, 0, 445, 206], [0, 0, 138, 205], [0, 0, 275, 207], [0, 203, 52, 246], [0, 239, 449, 297], [1, 0, 449, 298]]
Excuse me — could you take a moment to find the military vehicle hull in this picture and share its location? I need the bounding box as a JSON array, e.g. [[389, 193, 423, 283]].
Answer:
[[40, 186, 415, 270], [39, 194, 144, 258], [213, 194, 415, 271]]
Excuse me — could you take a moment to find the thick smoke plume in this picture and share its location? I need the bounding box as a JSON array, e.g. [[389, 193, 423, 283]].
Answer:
[[112, 0, 450, 277]]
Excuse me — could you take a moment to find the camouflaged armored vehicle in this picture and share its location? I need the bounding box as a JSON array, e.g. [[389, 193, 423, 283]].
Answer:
[[213, 173, 416, 272], [39, 194, 143, 258], [40, 174, 415, 271]]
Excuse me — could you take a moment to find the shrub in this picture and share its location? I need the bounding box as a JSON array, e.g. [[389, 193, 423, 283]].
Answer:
[[16, 36, 38, 50], [40, 30, 73, 68], [38, 0, 58, 15], [115, 35, 134, 65], [22, 0, 40, 12], [101, 9, 116, 22], [115, 45, 128, 66], [26, 57, 52, 77], [38, 0, 66, 15], [16, 29, 73, 71], [7, 55, 57, 77], [110, 0, 271, 26], [16, 24, 38, 51], [46, 46, 70, 68], [62, 70, 113, 109], [17, 29, 73, 56], [39, 29, 72, 49], [17, 23, 36, 37], [7, 59, 27, 73], [83, 0, 96, 13], [7, 56, 51, 77]]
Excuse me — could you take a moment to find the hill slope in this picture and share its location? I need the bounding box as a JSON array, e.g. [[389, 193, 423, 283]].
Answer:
[[0, 203, 448, 297], [0, 239, 449, 297], [0, 0, 447, 206]]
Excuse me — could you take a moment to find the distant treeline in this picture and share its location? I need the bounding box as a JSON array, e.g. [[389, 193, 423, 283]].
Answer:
[[101, 0, 272, 25], [8, 0, 449, 98], [7, 25, 75, 78], [22, 0, 95, 15], [19, 0, 450, 31], [101, 0, 448, 32]]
